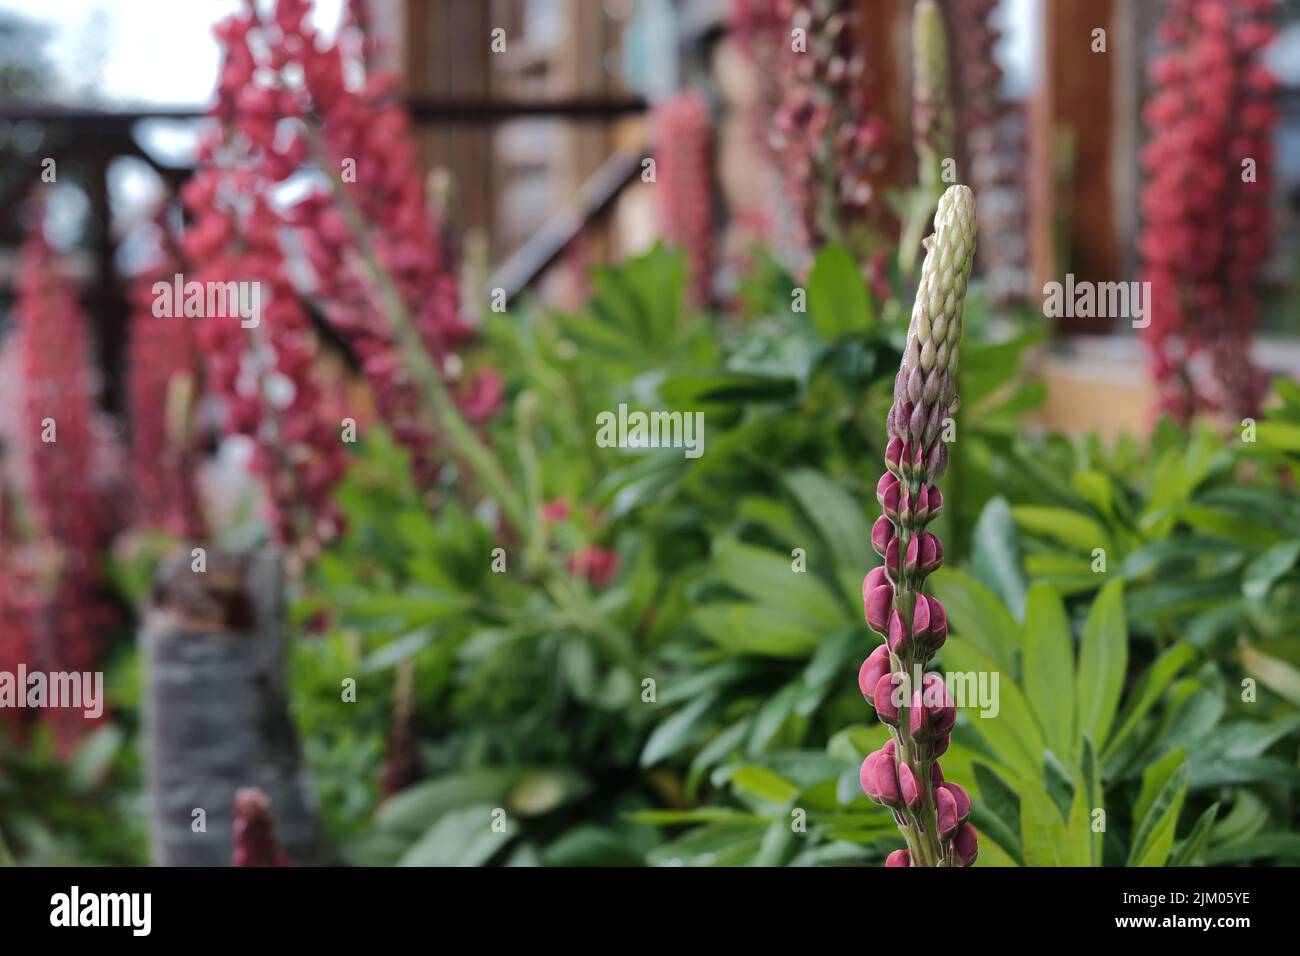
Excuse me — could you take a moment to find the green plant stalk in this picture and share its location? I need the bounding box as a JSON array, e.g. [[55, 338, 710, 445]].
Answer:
[[307, 125, 526, 533]]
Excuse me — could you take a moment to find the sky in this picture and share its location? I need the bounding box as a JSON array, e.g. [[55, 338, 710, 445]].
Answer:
[[0, 0, 344, 108]]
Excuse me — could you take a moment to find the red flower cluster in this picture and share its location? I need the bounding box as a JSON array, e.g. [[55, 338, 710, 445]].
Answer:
[[11, 210, 116, 746], [126, 208, 208, 541], [652, 91, 715, 307], [231, 787, 293, 866], [771, 0, 888, 250], [1139, 0, 1278, 421], [206, 1, 497, 494]]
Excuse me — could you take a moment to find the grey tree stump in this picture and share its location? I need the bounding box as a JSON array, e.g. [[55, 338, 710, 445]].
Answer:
[[142, 548, 325, 866]]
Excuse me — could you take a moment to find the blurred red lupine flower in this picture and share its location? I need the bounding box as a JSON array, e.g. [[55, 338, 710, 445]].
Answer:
[[566, 547, 619, 590], [1139, 0, 1277, 422], [652, 91, 716, 307], [771, 0, 889, 250], [11, 206, 117, 748], [207, 1, 493, 492], [232, 787, 293, 867], [126, 206, 208, 541]]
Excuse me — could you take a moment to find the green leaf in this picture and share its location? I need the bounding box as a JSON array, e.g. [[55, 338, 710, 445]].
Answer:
[[942, 641, 1045, 779], [1240, 645, 1300, 707], [1022, 584, 1075, 759], [1102, 641, 1197, 763], [807, 243, 873, 340], [1133, 747, 1185, 829], [1128, 763, 1187, 867], [728, 765, 801, 804], [782, 469, 872, 574], [375, 770, 520, 834], [930, 567, 1021, 672], [1242, 540, 1300, 600], [1075, 579, 1127, 750], [1169, 803, 1219, 867], [1204, 834, 1300, 864], [508, 769, 590, 817], [399, 805, 512, 866], [747, 680, 803, 754], [970, 497, 1028, 618], [1081, 738, 1102, 866], [691, 603, 822, 657], [1012, 505, 1113, 556], [641, 693, 720, 766], [713, 539, 848, 628], [1019, 784, 1076, 867], [971, 762, 1024, 865]]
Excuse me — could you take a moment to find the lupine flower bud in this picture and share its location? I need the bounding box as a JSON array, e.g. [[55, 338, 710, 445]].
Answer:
[[865, 580, 894, 634], [887, 610, 909, 655], [940, 781, 971, 825], [885, 849, 913, 867], [899, 762, 923, 811], [859, 644, 891, 702], [877, 473, 901, 519], [860, 753, 881, 802], [873, 674, 901, 725], [871, 514, 895, 556], [232, 787, 292, 867], [872, 750, 902, 807], [908, 691, 929, 738], [932, 733, 951, 757], [932, 761, 945, 786], [884, 436, 905, 474], [935, 784, 958, 840], [952, 822, 979, 867]]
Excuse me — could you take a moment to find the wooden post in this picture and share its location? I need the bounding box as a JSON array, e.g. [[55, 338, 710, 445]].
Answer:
[[142, 548, 324, 866], [1030, 0, 1120, 334]]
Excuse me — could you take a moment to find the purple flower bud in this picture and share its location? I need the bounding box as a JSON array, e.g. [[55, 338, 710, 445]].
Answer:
[[885, 848, 912, 867], [911, 485, 929, 523], [899, 486, 913, 524], [931, 760, 945, 786], [860, 753, 881, 802], [887, 610, 909, 654], [922, 672, 955, 735], [941, 782, 971, 825], [909, 400, 928, 443], [919, 532, 944, 575], [885, 436, 905, 474], [908, 690, 928, 738], [925, 442, 947, 482], [858, 644, 891, 702], [932, 732, 951, 757], [936, 784, 958, 840], [899, 762, 922, 811], [873, 749, 901, 806], [871, 514, 895, 557], [882, 738, 897, 759], [862, 566, 887, 598], [951, 823, 978, 867], [865, 583, 894, 633], [926, 485, 943, 519], [898, 440, 914, 479], [911, 593, 931, 638], [926, 595, 948, 648], [874, 673, 901, 725], [904, 534, 920, 575], [885, 539, 901, 581], [877, 473, 900, 519]]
